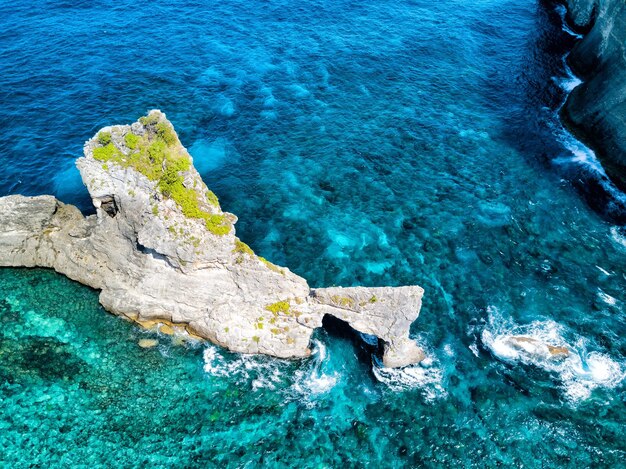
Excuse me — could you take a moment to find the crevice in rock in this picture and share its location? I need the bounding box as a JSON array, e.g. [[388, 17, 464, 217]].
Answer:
[[135, 239, 179, 269], [99, 196, 119, 218]]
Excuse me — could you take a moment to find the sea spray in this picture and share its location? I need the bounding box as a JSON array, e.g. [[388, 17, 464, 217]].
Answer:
[[480, 307, 625, 404], [372, 336, 447, 400]]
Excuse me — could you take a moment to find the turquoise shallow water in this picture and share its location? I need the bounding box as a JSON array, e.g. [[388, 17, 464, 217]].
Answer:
[[0, 0, 625, 466]]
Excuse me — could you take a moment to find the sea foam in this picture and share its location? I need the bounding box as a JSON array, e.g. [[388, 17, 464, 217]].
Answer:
[[481, 307, 625, 404], [203, 339, 339, 397], [372, 337, 446, 400]]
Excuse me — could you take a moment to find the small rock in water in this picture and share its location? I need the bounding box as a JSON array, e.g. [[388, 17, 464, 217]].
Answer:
[[159, 324, 175, 335], [546, 344, 570, 357], [505, 336, 570, 359], [138, 339, 158, 348]]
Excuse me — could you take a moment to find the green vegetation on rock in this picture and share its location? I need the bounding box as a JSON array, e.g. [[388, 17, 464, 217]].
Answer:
[[139, 114, 160, 126], [93, 143, 119, 162], [265, 301, 291, 315], [156, 122, 177, 146], [258, 256, 285, 275], [97, 131, 112, 146], [231, 238, 285, 274], [124, 132, 139, 149], [206, 190, 219, 207], [331, 295, 355, 307], [233, 239, 254, 257], [92, 112, 230, 236]]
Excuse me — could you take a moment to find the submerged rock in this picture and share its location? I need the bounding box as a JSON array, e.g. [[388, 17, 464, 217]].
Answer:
[[502, 335, 570, 360], [138, 339, 159, 349], [0, 110, 425, 367]]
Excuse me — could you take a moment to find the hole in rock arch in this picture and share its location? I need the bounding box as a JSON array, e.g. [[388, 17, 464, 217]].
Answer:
[[320, 314, 384, 365]]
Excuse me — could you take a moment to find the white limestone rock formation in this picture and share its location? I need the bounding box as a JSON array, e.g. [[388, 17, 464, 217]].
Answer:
[[0, 110, 425, 367]]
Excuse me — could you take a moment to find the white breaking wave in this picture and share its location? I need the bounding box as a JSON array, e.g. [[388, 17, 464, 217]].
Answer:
[[552, 61, 582, 93], [203, 346, 289, 391], [372, 361, 446, 401], [292, 340, 338, 398], [203, 339, 338, 397], [203, 335, 448, 401], [610, 226, 626, 248], [547, 12, 625, 197], [372, 337, 447, 401], [554, 4, 583, 38], [550, 115, 626, 211], [558, 76, 582, 92], [553, 129, 607, 175], [597, 289, 618, 306], [481, 307, 625, 404]]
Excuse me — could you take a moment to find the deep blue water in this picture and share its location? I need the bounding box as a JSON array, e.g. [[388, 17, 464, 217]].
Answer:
[[1, 0, 625, 466]]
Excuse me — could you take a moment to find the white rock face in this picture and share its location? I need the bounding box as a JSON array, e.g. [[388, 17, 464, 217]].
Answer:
[[0, 110, 425, 367]]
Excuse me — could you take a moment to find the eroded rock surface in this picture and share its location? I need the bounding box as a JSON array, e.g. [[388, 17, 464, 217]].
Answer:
[[0, 110, 425, 367], [560, 0, 626, 191]]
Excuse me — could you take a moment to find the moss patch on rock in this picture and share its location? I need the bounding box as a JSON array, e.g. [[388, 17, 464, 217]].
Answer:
[[331, 295, 355, 308], [205, 190, 220, 207], [258, 256, 285, 275], [124, 132, 140, 149], [97, 131, 112, 146], [233, 239, 254, 257], [265, 300, 291, 315]]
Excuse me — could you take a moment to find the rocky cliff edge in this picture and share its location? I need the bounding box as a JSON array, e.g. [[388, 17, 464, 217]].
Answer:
[[560, 0, 626, 192]]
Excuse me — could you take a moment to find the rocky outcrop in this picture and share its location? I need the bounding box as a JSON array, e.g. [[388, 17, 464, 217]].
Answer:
[[502, 336, 570, 359], [560, 0, 626, 191], [0, 110, 425, 368]]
